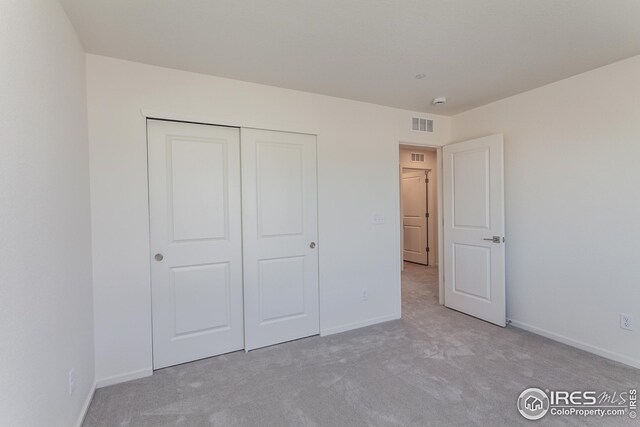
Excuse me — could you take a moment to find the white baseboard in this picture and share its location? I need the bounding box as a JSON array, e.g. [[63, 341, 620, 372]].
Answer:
[[75, 381, 96, 427], [320, 313, 401, 336], [96, 367, 153, 389], [508, 318, 640, 370]]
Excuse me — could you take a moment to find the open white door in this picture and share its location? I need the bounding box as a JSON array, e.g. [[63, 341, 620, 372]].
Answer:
[[148, 120, 244, 369], [442, 134, 505, 326], [401, 169, 429, 265], [241, 128, 319, 350]]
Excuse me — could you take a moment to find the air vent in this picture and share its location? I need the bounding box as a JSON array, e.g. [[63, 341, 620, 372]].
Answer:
[[411, 153, 425, 162], [411, 117, 434, 133]]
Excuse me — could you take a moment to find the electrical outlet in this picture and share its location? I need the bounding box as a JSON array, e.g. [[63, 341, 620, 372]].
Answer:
[[68, 368, 75, 396], [620, 314, 633, 331], [361, 288, 368, 301]]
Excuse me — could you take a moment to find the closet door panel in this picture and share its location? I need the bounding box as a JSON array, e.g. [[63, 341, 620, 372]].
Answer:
[[241, 128, 319, 350]]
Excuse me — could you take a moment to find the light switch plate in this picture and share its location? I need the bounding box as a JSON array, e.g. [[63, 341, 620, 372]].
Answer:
[[373, 213, 385, 224]]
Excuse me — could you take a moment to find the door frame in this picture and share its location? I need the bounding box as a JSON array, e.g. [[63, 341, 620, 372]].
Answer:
[[395, 143, 445, 307], [142, 109, 322, 365], [401, 167, 431, 266]]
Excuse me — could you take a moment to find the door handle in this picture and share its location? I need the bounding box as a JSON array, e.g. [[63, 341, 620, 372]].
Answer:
[[309, 242, 316, 249], [483, 236, 501, 243], [154, 253, 164, 261]]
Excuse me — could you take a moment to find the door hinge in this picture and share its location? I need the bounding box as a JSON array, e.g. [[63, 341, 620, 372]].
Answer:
[[426, 247, 430, 252], [425, 212, 429, 218]]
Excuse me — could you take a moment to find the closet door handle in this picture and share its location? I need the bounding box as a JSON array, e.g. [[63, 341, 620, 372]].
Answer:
[[309, 242, 316, 249]]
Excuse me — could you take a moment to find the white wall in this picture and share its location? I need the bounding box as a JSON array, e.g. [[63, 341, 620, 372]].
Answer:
[[452, 55, 640, 368], [86, 55, 451, 386], [399, 147, 439, 266], [0, 1, 94, 426]]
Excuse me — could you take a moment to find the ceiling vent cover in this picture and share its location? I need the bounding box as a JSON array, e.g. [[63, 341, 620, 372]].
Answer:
[[411, 117, 434, 133], [411, 153, 425, 162]]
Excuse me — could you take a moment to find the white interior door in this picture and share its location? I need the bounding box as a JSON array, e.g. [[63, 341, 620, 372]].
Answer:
[[148, 119, 244, 368], [241, 128, 319, 350], [402, 169, 429, 265], [442, 134, 505, 326]]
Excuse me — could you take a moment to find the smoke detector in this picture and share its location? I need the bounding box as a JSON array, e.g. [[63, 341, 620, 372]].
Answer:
[[431, 97, 447, 106]]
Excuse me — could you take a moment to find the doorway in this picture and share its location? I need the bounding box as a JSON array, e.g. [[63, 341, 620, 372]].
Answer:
[[399, 145, 440, 304], [397, 135, 506, 327], [401, 168, 431, 265]]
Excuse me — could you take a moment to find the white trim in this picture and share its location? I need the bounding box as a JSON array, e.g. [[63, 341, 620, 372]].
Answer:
[[436, 147, 444, 305], [508, 318, 640, 369], [320, 313, 400, 336], [96, 368, 153, 389], [75, 381, 96, 427], [395, 159, 403, 311], [140, 109, 321, 136]]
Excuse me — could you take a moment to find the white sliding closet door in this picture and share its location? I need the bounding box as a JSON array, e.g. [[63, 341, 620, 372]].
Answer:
[[241, 128, 319, 350], [148, 119, 244, 369]]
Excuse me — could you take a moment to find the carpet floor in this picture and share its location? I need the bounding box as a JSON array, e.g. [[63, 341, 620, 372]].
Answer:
[[83, 262, 639, 426]]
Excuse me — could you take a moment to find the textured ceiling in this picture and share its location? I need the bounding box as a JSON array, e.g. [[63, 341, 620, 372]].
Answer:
[[60, 0, 640, 115]]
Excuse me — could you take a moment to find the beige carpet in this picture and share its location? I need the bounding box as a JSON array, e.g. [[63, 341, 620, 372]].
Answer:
[[83, 262, 639, 426]]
